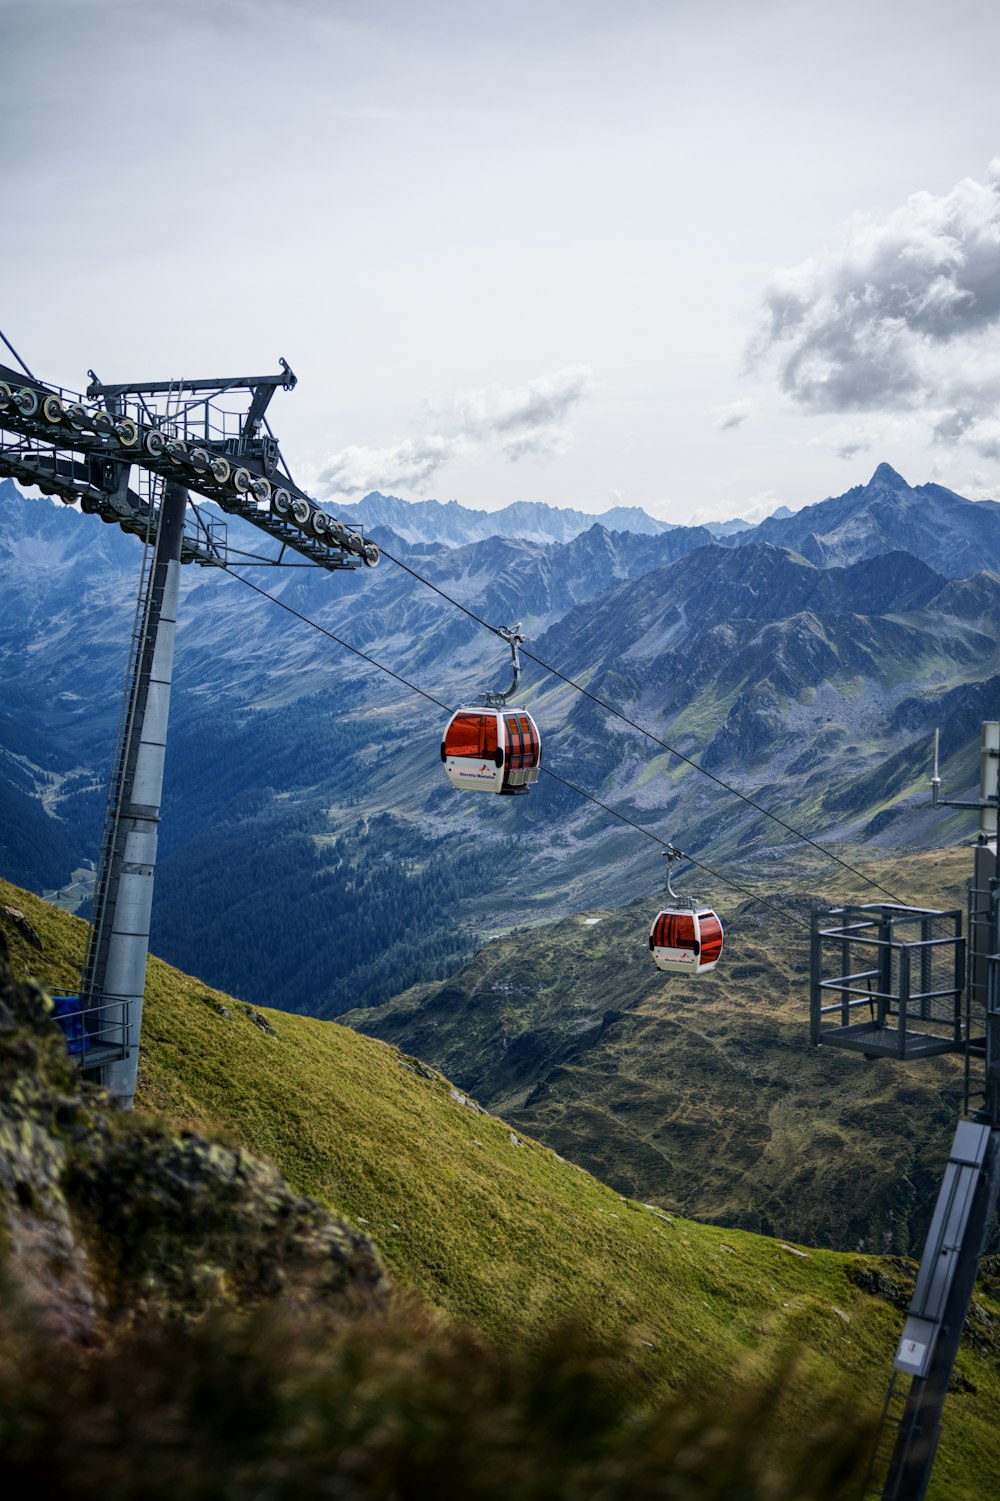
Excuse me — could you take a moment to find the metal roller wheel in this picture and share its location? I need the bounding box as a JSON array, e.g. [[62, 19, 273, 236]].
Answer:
[[41, 394, 64, 423], [115, 418, 139, 447], [271, 487, 293, 517], [232, 467, 253, 493], [144, 430, 166, 458], [291, 496, 311, 526], [14, 388, 39, 417], [250, 476, 272, 503]]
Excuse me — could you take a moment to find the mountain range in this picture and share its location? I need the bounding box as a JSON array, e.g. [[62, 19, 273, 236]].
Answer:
[[724, 462, 1000, 574], [1, 463, 997, 1022], [5, 462, 1000, 1496], [328, 467, 1000, 574], [329, 490, 678, 546]]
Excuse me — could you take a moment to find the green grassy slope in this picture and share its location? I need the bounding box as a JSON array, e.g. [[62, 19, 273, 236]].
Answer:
[[3, 875, 999, 1497], [347, 846, 976, 1257]]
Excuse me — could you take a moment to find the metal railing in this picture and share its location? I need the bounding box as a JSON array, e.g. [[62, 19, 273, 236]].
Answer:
[[810, 904, 965, 1060], [50, 991, 132, 1068]]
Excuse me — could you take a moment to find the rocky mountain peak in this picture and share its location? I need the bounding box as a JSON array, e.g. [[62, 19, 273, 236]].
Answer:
[[869, 462, 910, 490], [728, 464, 1000, 576]]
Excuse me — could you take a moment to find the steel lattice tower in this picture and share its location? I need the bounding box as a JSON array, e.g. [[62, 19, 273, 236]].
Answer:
[[0, 356, 379, 1105]]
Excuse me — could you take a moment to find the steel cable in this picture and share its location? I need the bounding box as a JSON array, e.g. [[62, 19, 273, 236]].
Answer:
[[222, 565, 814, 930], [374, 540, 905, 905]]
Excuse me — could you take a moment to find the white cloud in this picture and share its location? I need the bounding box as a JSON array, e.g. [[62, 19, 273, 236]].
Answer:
[[737, 490, 797, 523], [316, 365, 593, 497], [446, 365, 593, 459], [714, 398, 752, 431], [834, 440, 867, 462], [689, 489, 796, 526], [316, 434, 460, 496], [797, 411, 914, 459], [952, 413, 1000, 462], [751, 165, 1000, 448], [953, 470, 1000, 501]]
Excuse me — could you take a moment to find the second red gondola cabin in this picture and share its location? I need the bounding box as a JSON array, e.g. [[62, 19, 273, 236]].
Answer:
[[649, 905, 723, 975]]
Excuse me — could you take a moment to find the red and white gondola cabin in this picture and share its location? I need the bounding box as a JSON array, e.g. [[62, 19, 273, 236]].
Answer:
[[649, 904, 724, 976], [441, 707, 541, 795]]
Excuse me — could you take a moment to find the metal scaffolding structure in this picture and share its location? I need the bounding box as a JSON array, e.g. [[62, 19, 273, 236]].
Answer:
[[1, 355, 380, 1106], [811, 722, 1000, 1501]]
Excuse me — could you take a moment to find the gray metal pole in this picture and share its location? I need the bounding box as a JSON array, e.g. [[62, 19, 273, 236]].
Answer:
[[882, 1124, 1000, 1499], [878, 724, 1000, 1499], [978, 723, 1000, 1124], [82, 479, 188, 1108]]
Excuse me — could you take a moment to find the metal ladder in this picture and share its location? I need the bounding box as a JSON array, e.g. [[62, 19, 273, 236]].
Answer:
[[862, 1371, 917, 1498], [77, 474, 163, 1032]]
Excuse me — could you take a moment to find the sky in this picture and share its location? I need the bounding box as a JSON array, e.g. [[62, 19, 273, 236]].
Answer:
[[4, 0, 1000, 524]]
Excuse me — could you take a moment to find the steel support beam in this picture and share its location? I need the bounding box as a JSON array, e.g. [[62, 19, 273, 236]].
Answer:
[[81, 479, 188, 1107], [881, 1122, 1000, 1499]]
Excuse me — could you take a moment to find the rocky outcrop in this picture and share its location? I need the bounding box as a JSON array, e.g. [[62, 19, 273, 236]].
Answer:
[[0, 904, 42, 951], [0, 929, 388, 1341]]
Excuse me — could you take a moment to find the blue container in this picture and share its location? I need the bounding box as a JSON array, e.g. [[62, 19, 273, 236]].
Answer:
[[51, 993, 89, 1056]]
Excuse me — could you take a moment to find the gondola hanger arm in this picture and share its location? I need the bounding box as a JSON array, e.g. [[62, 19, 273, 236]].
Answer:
[[483, 621, 525, 708], [662, 845, 686, 900]]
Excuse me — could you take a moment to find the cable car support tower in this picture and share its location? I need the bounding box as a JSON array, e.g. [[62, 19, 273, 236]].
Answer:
[[0, 353, 379, 1108]]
